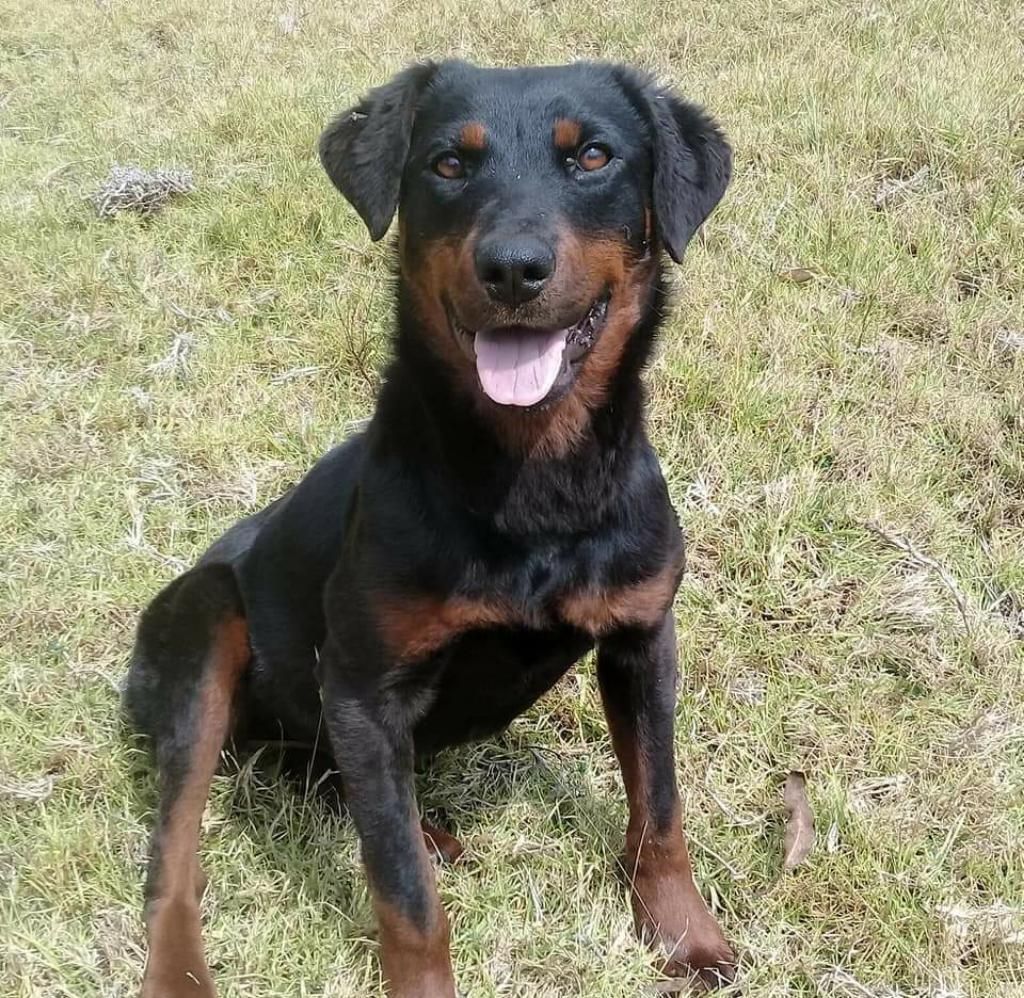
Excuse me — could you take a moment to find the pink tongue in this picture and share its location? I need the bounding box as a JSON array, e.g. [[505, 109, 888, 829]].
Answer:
[[473, 327, 568, 406]]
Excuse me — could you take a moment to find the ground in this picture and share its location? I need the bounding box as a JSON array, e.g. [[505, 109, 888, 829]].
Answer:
[[1, 0, 1023, 995]]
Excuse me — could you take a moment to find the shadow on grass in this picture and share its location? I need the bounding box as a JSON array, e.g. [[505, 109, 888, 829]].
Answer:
[[121, 713, 627, 916]]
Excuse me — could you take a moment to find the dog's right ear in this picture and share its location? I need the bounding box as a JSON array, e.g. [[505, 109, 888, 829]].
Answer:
[[318, 62, 437, 241]]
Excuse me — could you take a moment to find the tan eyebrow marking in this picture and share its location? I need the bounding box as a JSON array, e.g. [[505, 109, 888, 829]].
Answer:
[[459, 122, 487, 151], [553, 117, 582, 149]]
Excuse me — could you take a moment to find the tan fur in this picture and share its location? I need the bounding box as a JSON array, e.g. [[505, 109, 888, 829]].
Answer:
[[559, 560, 681, 637], [375, 593, 522, 663], [603, 682, 735, 981], [372, 837, 455, 998], [398, 221, 657, 459], [459, 122, 487, 151], [553, 117, 582, 149], [142, 615, 249, 998], [421, 819, 464, 864]]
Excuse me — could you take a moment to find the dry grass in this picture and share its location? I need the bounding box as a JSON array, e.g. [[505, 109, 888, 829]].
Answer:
[[2, 0, 1023, 995]]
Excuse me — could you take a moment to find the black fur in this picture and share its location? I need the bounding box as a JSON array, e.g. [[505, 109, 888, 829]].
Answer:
[[319, 62, 437, 240], [613, 65, 733, 262]]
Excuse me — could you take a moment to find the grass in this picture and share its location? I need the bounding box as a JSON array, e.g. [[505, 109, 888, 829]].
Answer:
[[1, 0, 1023, 995]]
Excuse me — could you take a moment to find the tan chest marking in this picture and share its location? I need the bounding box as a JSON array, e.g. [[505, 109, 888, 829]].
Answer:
[[558, 561, 682, 637], [376, 556, 682, 662], [375, 594, 522, 664]]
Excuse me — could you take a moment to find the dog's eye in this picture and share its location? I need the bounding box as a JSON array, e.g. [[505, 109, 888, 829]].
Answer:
[[433, 152, 465, 180], [576, 143, 611, 172]]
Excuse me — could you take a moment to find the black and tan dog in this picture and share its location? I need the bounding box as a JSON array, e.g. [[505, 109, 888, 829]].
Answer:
[[124, 59, 734, 996]]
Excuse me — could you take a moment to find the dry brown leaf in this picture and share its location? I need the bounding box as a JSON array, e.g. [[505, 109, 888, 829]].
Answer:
[[782, 771, 815, 870]]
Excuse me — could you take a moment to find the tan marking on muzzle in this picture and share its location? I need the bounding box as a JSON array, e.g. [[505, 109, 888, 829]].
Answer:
[[399, 218, 658, 460]]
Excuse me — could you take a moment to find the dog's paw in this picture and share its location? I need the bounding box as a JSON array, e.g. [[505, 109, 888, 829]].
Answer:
[[660, 921, 736, 991], [141, 897, 216, 998], [634, 893, 737, 991], [141, 962, 216, 998]]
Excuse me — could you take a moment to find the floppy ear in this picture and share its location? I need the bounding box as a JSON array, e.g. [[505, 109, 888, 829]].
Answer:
[[318, 62, 437, 241], [616, 68, 732, 263]]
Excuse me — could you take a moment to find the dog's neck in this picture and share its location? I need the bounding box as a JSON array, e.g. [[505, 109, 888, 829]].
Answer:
[[368, 275, 669, 534]]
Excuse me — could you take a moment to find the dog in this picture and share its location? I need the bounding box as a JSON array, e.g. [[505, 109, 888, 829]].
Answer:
[[124, 59, 734, 997]]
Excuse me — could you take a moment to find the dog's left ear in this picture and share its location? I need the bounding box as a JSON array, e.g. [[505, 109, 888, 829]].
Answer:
[[318, 62, 437, 241], [616, 68, 732, 263]]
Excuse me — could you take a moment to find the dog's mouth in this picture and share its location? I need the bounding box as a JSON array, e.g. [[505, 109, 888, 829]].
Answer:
[[450, 295, 610, 408]]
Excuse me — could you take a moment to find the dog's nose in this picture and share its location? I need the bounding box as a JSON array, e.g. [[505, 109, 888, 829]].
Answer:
[[474, 236, 555, 307]]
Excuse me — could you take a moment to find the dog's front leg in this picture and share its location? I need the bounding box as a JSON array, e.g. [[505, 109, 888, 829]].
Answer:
[[597, 615, 736, 989], [319, 636, 456, 998]]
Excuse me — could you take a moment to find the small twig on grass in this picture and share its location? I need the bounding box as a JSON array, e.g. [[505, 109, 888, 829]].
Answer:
[[865, 521, 973, 635], [873, 165, 931, 210], [817, 965, 896, 997], [690, 834, 746, 882], [0, 775, 57, 803], [147, 332, 195, 379], [995, 328, 1024, 353], [937, 901, 1024, 947], [271, 365, 323, 384]]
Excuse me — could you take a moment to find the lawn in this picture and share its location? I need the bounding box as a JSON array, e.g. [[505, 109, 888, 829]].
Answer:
[[1, 0, 1023, 995]]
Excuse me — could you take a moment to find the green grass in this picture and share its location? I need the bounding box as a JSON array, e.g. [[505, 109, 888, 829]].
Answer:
[[2, 0, 1023, 995]]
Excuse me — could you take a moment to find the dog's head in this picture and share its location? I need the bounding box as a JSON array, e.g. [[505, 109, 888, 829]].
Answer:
[[320, 61, 730, 413]]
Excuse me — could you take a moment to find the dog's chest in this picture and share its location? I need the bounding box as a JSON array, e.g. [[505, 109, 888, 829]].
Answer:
[[375, 555, 679, 665]]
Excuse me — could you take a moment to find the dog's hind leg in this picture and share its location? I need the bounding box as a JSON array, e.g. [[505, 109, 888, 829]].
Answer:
[[420, 818, 464, 865], [124, 562, 250, 998]]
